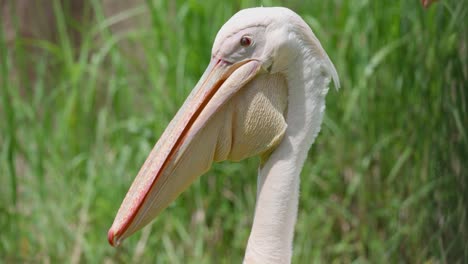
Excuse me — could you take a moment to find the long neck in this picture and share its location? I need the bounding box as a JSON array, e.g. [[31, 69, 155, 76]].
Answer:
[[243, 48, 331, 264]]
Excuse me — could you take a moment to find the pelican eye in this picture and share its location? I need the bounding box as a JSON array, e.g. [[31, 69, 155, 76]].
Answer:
[[240, 36, 252, 47]]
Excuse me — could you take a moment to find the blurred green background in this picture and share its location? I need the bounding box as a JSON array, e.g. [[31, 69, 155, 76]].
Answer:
[[0, 0, 466, 263]]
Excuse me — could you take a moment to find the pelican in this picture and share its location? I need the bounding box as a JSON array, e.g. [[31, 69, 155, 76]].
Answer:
[[108, 7, 339, 263]]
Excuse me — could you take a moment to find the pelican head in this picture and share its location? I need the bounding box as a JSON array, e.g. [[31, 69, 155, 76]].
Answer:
[[108, 7, 338, 260]]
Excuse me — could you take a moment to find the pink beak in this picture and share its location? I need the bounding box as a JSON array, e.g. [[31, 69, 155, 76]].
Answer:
[[107, 58, 262, 246]]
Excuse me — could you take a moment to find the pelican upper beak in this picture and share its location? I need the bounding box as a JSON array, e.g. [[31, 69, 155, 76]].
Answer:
[[108, 58, 262, 246]]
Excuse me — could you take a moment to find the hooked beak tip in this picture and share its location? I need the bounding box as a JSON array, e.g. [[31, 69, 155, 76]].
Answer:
[[108, 228, 119, 247]]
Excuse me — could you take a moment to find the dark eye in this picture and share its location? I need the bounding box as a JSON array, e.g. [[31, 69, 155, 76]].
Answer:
[[240, 36, 252, 47]]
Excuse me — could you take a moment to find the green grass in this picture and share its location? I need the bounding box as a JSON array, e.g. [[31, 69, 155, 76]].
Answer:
[[1, 0, 466, 263]]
